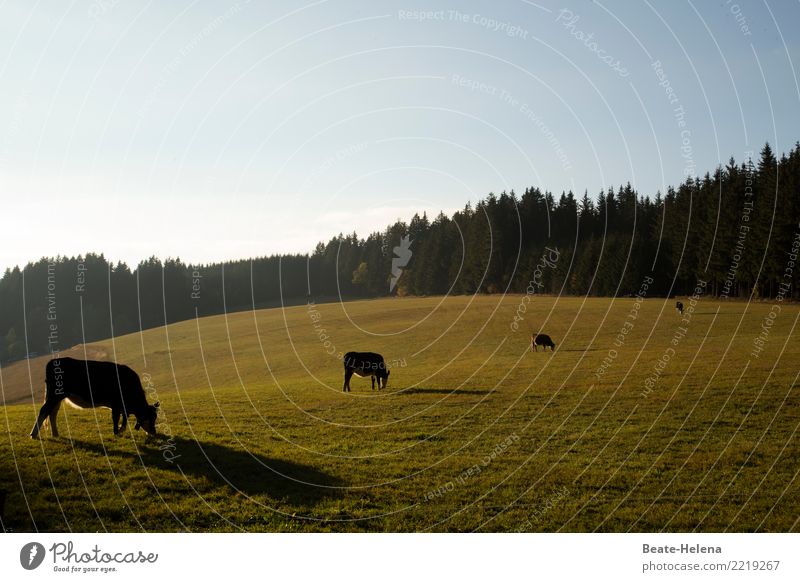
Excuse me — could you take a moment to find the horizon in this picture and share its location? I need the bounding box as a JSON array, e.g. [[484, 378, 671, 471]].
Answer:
[[0, 142, 783, 274], [1, 1, 799, 273]]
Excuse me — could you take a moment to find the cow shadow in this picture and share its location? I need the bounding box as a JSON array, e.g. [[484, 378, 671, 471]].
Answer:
[[396, 387, 493, 395], [69, 436, 342, 506]]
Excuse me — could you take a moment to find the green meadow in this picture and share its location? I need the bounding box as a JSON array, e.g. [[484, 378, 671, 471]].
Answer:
[[1, 294, 798, 532]]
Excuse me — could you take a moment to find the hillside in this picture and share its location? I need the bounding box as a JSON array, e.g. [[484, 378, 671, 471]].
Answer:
[[1, 294, 798, 532]]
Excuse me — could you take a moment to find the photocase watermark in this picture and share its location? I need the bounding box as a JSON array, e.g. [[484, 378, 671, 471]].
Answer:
[[751, 223, 800, 358], [721, 154, 755, 299], [725, 1, 752, 37], [50, 360, 66, 396], [511, 247, 560, 332], [595, 275, 653, 380], [641, 279, 707, 398], [20, 540, 158, 573], [306, 300, 407, 368], [451, 74, 499, 97], [307, 142, 369, 186], [139, 1, 250, 119], [517, 485, 570, 531], [49, 541, 157, 571], [308, 299, 337, 356], [88, 0, 121, 20], [141, 373, 179, 463], [390, 235, 413, 293], [190, 268, 202, 300], [556, 9, 629, 77], [451, 74, 572, 170], [20, 542, 46, 570], [652, 59, 695, 178], [422, 433, 520, 503], [397, 9, 529, 39], [75, 260, 86, 294], [341, 352, 406, 371], [46, 261, 61, 356]]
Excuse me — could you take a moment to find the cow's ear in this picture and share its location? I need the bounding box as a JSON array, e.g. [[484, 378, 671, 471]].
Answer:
[[154, 402, 160, 408]]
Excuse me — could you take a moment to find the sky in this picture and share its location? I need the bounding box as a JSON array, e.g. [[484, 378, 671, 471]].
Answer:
[[0, 0, 798, 272]]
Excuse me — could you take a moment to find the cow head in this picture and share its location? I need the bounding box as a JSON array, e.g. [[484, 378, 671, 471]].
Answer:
[[134, 401, 159, 436], [380, 369, 390, 389]]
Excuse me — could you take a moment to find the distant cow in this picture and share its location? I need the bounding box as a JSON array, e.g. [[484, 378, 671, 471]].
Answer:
[[30, 358, 159, 439], [676, 301, 684, 315], [531, 333, 556, 352], [342, 352, 390, 392]]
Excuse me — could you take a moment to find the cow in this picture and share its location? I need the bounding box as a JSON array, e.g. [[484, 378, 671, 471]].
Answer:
[[676, 301, 684, 315], [342, 352, 390, 392], [531, 333, 556, 352], [30, 358, 159, 439]]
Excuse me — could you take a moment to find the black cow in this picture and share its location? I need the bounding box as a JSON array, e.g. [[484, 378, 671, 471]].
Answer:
[[676, 301, 684, 315], [342, 352, 390, 392], [531, 333, 556, 352], [30, 358, 159, 439]]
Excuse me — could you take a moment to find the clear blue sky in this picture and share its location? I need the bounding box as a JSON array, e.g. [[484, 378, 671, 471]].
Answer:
[[1, 0, 798, 271]]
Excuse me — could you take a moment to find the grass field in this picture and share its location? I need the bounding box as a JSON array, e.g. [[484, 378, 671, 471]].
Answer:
[[1, 294, 798, 532]]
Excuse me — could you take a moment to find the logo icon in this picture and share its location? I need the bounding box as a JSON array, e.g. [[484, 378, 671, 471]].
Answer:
[[390, 235, 413, 292], [20, 542, 46, 570]]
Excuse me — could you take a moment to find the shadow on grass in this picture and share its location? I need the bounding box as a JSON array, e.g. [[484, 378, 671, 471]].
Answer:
[[70, 436, 342, 506], [396, 387, 493, 395]]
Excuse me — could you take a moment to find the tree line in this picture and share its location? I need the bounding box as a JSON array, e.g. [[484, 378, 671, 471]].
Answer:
[[1, 142, 798, 363]]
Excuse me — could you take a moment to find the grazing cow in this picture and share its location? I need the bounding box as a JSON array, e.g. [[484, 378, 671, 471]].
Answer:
[[30, 358, 159, 439], [531, 333, 556, 352], [676, 301, 684, 315], [342, 352, 390, 392]]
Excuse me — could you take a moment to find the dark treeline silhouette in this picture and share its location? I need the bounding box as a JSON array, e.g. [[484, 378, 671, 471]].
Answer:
[[1, 143, 798, 363]]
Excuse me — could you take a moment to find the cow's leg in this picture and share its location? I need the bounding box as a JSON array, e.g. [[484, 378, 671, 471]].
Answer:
[[371, 376, 376, 391], [343, 369, 353, 392], [112, 408, 122, 436], [31, 398, 59, 439], [48, 400, 62, 438], [30, 405, 48, 439]]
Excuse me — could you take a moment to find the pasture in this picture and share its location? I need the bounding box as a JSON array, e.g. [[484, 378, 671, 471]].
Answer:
[[1, 294, 798, 532]]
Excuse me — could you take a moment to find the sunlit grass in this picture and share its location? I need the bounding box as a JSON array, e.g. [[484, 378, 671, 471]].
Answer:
[[1, 295, 798, 531]]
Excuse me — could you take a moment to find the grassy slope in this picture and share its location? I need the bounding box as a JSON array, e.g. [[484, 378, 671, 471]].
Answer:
[[1, 295, 798, 532]]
